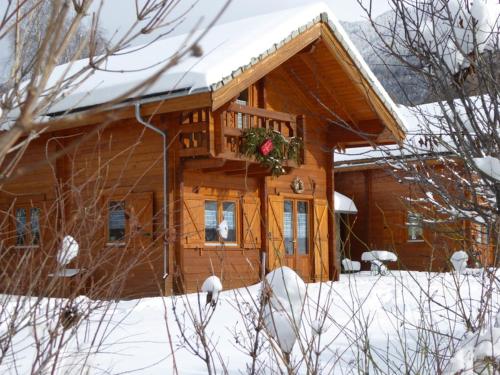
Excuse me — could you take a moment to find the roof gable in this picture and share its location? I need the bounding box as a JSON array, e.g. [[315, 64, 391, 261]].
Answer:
[[42, 3, 405, 142]]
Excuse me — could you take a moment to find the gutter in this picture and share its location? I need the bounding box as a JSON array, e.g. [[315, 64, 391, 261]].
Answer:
[[134, 103, 169, 281]]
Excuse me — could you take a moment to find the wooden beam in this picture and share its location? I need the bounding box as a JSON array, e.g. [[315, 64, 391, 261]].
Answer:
[[40, 92, 212, 132], [211, 24, 322, 111], [327, 151, 338, 281], [298, 54, 356, 125], [376, 127, 398, 143], [319, 24, 405, 142], [273, 67, 328, 118], [227, 102, 297, 122], [183, 158, 226, 170]]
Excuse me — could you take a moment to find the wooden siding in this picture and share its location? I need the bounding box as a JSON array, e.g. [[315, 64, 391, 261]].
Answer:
[[335, 168, 464, 271], [0, 31, 406, 297]]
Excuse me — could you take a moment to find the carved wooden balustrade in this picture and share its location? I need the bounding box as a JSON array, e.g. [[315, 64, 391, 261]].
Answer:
[[219, 103, 304, 164], [178, 108, 210, 157], [178, 104, 305, 166]]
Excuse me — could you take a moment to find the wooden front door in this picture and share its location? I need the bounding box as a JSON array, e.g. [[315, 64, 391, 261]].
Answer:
[[283, 199, 312, 281]]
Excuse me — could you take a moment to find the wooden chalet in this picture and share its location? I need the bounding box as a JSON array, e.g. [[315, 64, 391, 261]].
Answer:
[[334, 103, 495, 272], [0, 5, 405, 298]]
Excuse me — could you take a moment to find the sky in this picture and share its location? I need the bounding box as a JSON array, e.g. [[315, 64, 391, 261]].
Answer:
[[0, 0, 391, 80], [95, 0, 392, 45]]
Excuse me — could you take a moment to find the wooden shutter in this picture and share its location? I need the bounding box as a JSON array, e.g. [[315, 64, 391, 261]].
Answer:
[[128, 192, 154, 248], [267, 195, 284, 270], [183, 194, 204, 247], [40, 200, 59, 251], [0, 204, 12, 249], [242, 196, 261, 249], [313, 199, 329, 281]]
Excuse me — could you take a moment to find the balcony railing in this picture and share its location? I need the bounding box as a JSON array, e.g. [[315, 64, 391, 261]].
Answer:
[[218, 103, 304, 162], [178, 108, 210, 157], [178, 104, 305, 167]]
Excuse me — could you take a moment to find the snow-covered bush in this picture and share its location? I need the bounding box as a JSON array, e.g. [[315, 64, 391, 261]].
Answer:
[[451, 251, 469, 274], [262, 267, 306, 358], [201, 275, 223, 307]]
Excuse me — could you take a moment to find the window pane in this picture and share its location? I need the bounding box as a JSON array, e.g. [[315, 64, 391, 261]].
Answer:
[[205, 201, 218, 242], [284, 200, 294, 255], [109, 201, 126, 242], [30, 208, 41, 245], [407, 212, 423, 241], [222, 202, 236, 242], [236, 90, 248, 129], [15, 208, 26, 246], [297, 201, 309, 254]]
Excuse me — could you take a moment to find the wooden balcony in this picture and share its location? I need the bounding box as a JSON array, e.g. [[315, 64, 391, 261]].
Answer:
[[179, 104, 305, 174], [219, 103, 304, 162]]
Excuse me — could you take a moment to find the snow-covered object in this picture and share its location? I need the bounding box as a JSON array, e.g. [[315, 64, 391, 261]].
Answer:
[[420, 0, 499, 74], [263, 307, 297, 353], [450, 251, 468, 274], [43, 2, 404, 135], [263, 267, 306, 354], [217, 220, 229, 240], [369, 259, 388, 276], [445, 348, 474, 375], [361, 251, 398, 262], [57, 236, 79, 267], [201, 275, 223, 306], [341, 258, 361, 272], [311, 319, 323, 336], [473, 156, 500, 182], [335, 96, 496, 168], [334, 191, 358, 214], [445, 324, 500, 374]]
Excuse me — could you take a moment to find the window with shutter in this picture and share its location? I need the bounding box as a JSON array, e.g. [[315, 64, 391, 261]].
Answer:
[[105, 192, 154, 247], [9, 198, 50, 249], [203, 199, 238, 246]]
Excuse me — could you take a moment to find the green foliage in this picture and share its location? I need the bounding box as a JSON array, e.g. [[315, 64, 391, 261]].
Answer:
[[240, 128, 303, 176]]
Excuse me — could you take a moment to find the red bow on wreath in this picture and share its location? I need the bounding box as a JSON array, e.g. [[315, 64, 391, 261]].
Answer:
[[260, 139, 274, 156]]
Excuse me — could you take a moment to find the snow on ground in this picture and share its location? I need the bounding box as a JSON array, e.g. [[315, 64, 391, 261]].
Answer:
[[1, 271, 498, 374]]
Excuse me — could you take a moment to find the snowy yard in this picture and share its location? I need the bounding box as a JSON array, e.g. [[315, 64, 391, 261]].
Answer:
[[1, 270, 499, 374]]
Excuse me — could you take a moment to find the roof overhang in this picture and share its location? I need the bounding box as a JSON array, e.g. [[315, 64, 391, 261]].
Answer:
[[209, 15, 406, 143], [334, 191, 358, 214], [26, 12, 406, 140]]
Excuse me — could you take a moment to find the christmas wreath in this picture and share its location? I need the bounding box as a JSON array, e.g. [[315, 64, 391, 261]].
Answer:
[[240, 128, 303, 176]]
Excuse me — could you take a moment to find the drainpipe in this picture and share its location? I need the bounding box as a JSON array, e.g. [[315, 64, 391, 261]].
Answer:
[[134, 103, 169, 281]]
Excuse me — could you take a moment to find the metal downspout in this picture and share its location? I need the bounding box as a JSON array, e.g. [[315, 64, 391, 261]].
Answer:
[[134, 103, 169, 281]]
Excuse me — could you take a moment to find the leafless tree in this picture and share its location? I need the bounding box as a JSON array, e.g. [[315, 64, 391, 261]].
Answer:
[[0, 1, 230, 373]]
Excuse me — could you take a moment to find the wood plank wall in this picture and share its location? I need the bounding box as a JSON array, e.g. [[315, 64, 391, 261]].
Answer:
[[335, 168, 463, 271], [0, 119, 174, 298]]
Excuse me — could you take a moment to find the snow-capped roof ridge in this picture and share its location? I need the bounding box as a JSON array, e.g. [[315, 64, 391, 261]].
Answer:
[[334, 95, 496, 168], [43, 1, 403, 130]]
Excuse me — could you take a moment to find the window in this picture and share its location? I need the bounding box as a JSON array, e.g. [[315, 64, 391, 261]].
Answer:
[[235, 90, 249, 129], [407, 212, 423, 242], [205, 201, 218, 242], [14, 206, 41, 247], [283, 200, 310, 255], [105, 192, 153, 247], [204, 200, 238, 244], [108, 201, 126, 243], [474, 224, 490, 245], [297, 201, 309, 254]]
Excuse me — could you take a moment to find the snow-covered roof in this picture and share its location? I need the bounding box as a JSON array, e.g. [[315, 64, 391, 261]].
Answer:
[[45, 1, 403, 132], [334, 96, 495, 170], [334, 191, 358, 214]]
